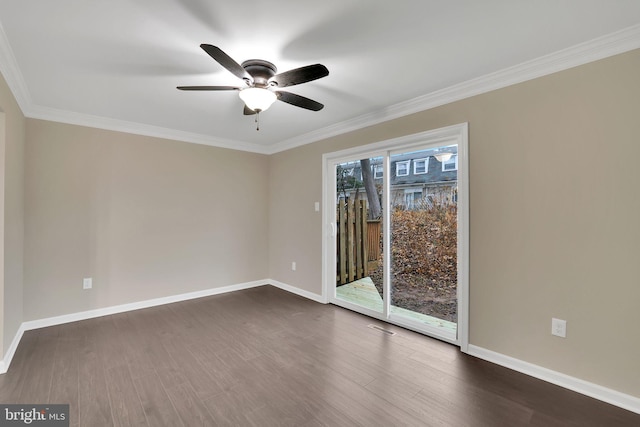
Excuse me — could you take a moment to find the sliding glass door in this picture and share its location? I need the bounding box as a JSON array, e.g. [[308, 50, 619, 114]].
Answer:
[[324, 125, 468, 346], [334, 156, 385, 316], [388, 147, 458, 338]]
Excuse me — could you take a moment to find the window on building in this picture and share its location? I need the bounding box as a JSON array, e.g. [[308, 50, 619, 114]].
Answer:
[[404, 190, 423, 209], [374, 164, 383, 179], [442, 155, 458, 171], [396, 161, 410, 177], [413, 158, 429, 174]]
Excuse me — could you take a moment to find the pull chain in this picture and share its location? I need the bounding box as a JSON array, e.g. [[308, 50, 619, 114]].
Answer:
[[255, 110, 260, 131]]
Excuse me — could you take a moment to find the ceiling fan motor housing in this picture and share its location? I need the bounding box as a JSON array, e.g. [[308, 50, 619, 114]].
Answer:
[[241, 60, 277, 87]]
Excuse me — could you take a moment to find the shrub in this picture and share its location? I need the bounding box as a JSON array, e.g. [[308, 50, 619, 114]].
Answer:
[[391, 204, 457, 284]]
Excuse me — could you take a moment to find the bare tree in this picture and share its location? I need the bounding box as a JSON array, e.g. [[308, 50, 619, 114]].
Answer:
[[360, 158, 382, 219]]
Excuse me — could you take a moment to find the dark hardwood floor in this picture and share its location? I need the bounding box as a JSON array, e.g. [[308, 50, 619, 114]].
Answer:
[[0, 285, 638, 426]]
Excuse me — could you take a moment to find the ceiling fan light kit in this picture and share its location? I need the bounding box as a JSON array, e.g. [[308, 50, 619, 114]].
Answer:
[[178, 44, 329, 130], [238, 87, 277, 113]]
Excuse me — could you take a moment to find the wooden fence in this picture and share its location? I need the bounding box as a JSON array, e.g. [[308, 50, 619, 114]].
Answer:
[[336, 199, 381, 285]]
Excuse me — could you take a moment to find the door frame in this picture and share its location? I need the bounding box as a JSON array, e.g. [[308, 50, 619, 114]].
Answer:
[[321, 123, 469, 350]]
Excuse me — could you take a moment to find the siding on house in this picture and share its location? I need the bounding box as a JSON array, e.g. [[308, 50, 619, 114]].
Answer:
[[337, 151, 458, 209]]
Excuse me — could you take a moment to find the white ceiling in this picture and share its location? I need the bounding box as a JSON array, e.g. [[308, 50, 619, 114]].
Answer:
[[1, 1, 639, 154]]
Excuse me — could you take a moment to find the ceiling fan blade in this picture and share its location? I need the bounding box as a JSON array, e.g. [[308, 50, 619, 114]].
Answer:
[[269, 64, 329, 88], [200, 44, 253, 83], [276, 91, 324, 111], [177, 85, 240, 91], [243, 105, 257, 115]]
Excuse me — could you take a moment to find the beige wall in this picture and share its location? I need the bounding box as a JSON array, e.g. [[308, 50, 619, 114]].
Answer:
[[1, 44, 638, 399], [268, 49, 640, 397], [24, 120, 269, 320], [0, 72, 25, 356]]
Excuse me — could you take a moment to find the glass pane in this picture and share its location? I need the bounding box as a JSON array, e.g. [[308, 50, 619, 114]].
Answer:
[[335, 157, 384, 313], [390, 146, 458, 332]]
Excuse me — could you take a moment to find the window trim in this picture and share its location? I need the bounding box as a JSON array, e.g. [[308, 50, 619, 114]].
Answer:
[[374, 164, 383, 179], [442, 155, 458, 172], [395, 160, 410, 177], [413, 157, 429, 175]]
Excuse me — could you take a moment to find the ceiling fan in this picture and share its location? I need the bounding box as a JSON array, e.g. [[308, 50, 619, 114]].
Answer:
[[177, 44, 329, 129]]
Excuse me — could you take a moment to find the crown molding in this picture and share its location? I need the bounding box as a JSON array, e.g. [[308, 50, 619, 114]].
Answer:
[[0, 20, 32, 112], [1, 22, 639, 154], [265, 23, 640, 154], [27, 105, 271, 154]]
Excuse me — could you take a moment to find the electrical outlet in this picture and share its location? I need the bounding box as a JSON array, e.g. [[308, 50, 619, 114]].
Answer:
[[551, 318, 566, 338], [291, 262, 296, 271], [314, 202, 320, 212], [83, 277, 93, 290]]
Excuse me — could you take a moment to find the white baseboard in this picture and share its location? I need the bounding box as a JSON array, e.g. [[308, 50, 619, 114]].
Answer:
[[0, 323, 25, 374], [1, 279, 268, 372], [268, 279, 326, 304], [1, 279, 322, 372], [22, 279, 269, 331], [466, 344, 640, 415], [4, 281, 636, 416]]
